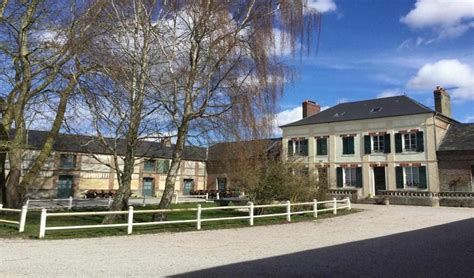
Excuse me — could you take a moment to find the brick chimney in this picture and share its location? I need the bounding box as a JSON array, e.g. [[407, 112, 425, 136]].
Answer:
[[433, 86, 452, 118], [302, 100, 320, 118]]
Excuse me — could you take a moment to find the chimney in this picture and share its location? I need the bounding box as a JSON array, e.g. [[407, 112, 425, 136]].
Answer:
[[433, 86, 452, 118], [302, 100, 320, 118], [160, 137, 172, 147]]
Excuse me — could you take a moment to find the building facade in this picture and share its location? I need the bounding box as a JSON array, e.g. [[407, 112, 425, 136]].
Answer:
[[280, 88, 457, 199], [9, 130, 207, 199]]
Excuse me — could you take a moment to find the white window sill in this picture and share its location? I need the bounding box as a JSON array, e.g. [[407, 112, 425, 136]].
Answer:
[[370, 152, 387, 156], [341, 154, 355, 157]]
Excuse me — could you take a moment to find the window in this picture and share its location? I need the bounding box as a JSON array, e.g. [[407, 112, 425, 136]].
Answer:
[[157, 160, 170, 174], [372, 135, 385, 153], [316, 138, 328, 155], [404, 167, 420, 187], [144, 160, 156, 172], [370, 107, 382, 113], [59, 154, 76, 169], [403, 133, 417, 152], [334, 112, 346, 117], [288, 139, 308, 157], [342, 136, 355, 155], [344, 168, 357, 187], [217, 178, 227, 191]]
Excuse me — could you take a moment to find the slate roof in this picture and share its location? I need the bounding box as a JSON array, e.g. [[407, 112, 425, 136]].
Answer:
[[207, 138, 281, 161], [280, 95, 435, 128], [21, 130, 207, 161], [438, 123, 474, 152]]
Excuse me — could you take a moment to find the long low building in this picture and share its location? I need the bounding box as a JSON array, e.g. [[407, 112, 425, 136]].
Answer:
[[8, 130, 207, 198]]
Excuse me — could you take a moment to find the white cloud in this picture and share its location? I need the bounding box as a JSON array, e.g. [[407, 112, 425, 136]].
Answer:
[[377, 89, 403, 98], [407, 59, 474, 101], [273, 104, 329, 135], [306, 0, 337, 13], [401, 0, 474, 38]]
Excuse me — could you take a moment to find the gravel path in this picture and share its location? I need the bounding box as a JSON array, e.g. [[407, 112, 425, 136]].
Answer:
[[1, 204, 473, 277]]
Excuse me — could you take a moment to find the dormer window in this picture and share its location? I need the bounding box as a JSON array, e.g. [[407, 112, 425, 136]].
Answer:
[[370, 107, 382, 113], [334, 112, 345, 117]]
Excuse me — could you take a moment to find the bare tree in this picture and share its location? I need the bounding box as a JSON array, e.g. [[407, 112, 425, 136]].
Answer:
[[0, 0, 102, 207], [147, 1, 320, 213], [77, 0, 167, 220]]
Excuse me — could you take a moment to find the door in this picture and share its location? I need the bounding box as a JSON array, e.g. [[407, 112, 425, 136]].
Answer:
[[217, 178, 227, 191], [373, 167, 386, 194], [142, 178, 154, 197], [57, 175, 73, 198], [183, 179, 194, 195]]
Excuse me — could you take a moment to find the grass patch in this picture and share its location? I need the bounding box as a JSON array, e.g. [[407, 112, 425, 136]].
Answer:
[[0, 202, 359, 240]]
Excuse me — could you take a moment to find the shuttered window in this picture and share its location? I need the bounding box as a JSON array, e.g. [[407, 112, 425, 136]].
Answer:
[[395, 166, 427, 190], [342, 136, 355, 155], [144, 160, 156, 172], [316, 138, 327, 155], [288, 139, 308, 157], [59, 154, 76, 169], [372, 135, 385, 153], [157, 160, 170, 174]]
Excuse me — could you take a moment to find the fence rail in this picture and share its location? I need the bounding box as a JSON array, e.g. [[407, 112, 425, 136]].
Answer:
[[0, 204, 28, 232], [38, 198, 351, 238]]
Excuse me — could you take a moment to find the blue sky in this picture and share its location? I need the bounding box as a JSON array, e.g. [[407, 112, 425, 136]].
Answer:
[[275, 0, 474, 132]]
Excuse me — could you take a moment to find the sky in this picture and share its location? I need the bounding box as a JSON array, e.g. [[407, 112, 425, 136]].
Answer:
[[275, 0, 474, 135]]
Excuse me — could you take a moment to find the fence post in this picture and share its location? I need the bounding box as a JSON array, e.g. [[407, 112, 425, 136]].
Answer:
[[174, 192, 179, 204], [346, 197, 351, 210], [25, 199, 30, 208], [19, 205, 28, 233], [205, 193, 209, 200], [39, 208, 47, 239], [216, 192, 220, 200], [313, 199, 318, 218], [108, 196, 112, 208], [286, 200, 291, 222], [196, 204, 202, 230], [249, 202, 254, 226], [127, 206, 134, 235], [142, 196, 146, 207], [68, 196, 73, 210], [333, 198, 337, 215], [0, 204, 2, 209]]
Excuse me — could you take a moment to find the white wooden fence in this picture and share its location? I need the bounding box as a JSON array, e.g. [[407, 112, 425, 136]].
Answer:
[[0, 204, 28, 232], [38, 198, 351, 238]]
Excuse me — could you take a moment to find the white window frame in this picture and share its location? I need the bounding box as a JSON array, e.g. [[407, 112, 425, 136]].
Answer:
[[289, 139, 308, 157], [372, 135, 385, 153], [403, 166, 420, 188], [343, 168, 357, 187], [403, 133, 417, 152]]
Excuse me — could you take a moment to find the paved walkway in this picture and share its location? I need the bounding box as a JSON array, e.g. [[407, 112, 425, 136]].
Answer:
[[1, 204, 473, 277]]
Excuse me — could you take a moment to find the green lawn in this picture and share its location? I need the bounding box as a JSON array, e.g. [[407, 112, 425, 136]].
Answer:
[[0, 202, 358, 240]]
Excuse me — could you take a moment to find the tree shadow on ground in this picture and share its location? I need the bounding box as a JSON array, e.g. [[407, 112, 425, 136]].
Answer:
[[173, 218, 474, 278]]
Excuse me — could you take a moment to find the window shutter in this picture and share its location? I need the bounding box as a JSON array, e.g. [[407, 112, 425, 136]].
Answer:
[[336, 167, 343, 188], [395, 166, 404, 189], [395, 133, 402, 153], [287, 140, 293, 157], [384, 133, 391, 153], [302, 139, 309, 156], [321, 139, 328, 155], [349, 137, 355, 154], [356, 167, 363, 188], [416, 131, 424, 152], [364, 135, 371, 155], [342, 138, 348, 154], [418, 166, 427, 189]]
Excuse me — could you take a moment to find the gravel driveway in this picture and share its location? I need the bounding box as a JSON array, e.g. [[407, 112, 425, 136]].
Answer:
[[1, 204, 473, 277]]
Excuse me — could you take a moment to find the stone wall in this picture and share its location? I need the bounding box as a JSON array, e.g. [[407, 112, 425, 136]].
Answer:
[[437, 150, 474, 192]]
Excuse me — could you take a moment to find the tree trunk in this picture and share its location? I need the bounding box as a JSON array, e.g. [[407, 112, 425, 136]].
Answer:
[[5, 149, 22, 208], [155, 122, 189, 220]]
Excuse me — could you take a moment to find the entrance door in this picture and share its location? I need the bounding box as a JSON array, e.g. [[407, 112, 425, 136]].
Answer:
[[373, 167, 386, 194], [142, 178, 154, 197], [57, 175, 73, 198], [183, 179, 194, 195]]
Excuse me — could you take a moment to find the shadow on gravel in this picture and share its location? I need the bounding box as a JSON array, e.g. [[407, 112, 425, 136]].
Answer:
[[173, 218, 474, 278]]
